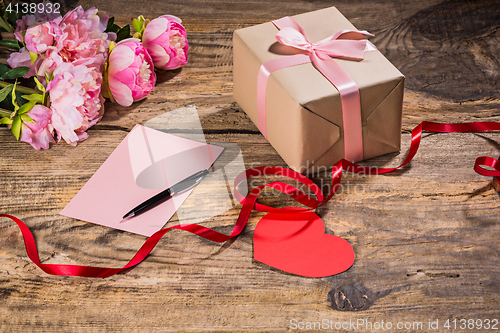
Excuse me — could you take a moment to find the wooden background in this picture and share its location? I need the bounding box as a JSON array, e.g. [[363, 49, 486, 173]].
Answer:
[[1, 0, 500, 331]]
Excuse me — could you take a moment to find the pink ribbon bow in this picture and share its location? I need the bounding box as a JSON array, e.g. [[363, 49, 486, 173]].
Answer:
[[257, 16, 376, 162]]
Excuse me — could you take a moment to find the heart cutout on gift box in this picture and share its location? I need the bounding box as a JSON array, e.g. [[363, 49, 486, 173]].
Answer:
[[253, 209, 354, 277]]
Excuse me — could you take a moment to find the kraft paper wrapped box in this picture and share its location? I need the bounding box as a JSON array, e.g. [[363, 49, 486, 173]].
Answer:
[[233, 6, 404, 173]]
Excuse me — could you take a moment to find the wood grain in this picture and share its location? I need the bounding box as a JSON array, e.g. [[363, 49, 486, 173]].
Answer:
[[372, 0, 500, 101], [1, 0, 500, 331]]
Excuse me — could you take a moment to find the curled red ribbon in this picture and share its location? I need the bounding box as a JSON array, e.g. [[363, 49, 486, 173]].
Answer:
[[2, 120, 500, 278]]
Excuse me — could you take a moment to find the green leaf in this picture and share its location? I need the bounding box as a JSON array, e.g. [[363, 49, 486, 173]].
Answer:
[[18, 100, 36, 115], [0, 40, 20, 49], [21, 93, 43, 104], [0, 117, 12, 125], [33, 77, 45, 92], [20, 114, 34, 123], [0, 107, 12, 117], [5, 8, 21, 29], [0, 84, 13, 103], [0, 63, 10, 77], [116, 25, 131, 43], [109, 24, 121, 33], [0, 88, 26, 113], [0, 16, 14, 33], [1, 67, 30, 80], [11, 116, 21, 140], [132, 18, 142, 33], [105, 17, 121, 34], [106, 17, 115, 31]]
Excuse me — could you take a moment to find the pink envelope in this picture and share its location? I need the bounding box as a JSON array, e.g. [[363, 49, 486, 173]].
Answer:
[[60, 125, 224, 237]]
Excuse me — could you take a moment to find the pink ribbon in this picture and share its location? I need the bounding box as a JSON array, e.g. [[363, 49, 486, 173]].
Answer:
[[257, 16, 376, 162]]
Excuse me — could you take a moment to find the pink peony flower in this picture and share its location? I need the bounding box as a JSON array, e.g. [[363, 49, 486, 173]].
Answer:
[[14, 11, 62, 53], [20, 105, 55, 150], [142, 15, 189, 70], [47, 59, 104, 145], [104, 38, 156, 106], [24, 21, 54, 54], [8, 12, 60, 76], [8, 5, 114, 82], [56, 6, 115, 64], [37, 46, 106, 80], [5, 3, 117, 149], [35, 47, 63, 78]]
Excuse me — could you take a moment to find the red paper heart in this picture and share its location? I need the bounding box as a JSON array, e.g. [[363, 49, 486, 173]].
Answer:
[[253, 209, 354, 277]]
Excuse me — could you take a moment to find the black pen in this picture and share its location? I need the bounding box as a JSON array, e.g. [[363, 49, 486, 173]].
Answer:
[[122, 169, 209, 219]]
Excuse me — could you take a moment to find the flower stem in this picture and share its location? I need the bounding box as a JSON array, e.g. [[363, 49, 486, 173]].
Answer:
[[0, 80, 40, 95], [0, 108, 12, 117]]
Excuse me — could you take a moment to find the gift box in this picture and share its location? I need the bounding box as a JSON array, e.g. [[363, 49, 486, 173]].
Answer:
[[233, 6, 404, 173]]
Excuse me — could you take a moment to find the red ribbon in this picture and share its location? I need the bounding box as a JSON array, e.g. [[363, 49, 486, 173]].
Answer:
[[257, 16, 376, 162], [2, 121, 500, 278]]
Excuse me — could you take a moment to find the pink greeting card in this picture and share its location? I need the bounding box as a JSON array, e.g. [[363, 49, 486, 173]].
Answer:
[[60, 125, 224, 236]]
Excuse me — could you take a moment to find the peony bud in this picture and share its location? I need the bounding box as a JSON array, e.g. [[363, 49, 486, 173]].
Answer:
[[141, 15, 189, 70], [103, 38, 156, 107]]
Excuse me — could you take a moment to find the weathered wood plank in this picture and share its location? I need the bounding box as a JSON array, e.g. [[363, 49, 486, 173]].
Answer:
[[1, 0, 500, 331]]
